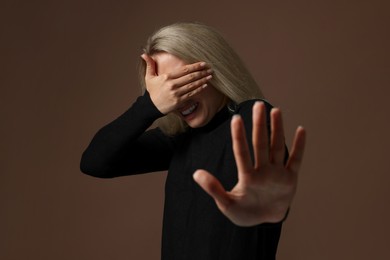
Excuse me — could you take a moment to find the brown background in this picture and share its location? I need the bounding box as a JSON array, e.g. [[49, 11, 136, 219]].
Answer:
[[1, 0, 389, 259]]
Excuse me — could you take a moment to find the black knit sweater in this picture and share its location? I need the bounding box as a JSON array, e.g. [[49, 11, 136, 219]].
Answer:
[[80, 92, 282, 260]]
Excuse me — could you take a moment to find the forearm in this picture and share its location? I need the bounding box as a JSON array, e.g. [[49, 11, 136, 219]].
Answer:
[[80, 92, 171, 177]]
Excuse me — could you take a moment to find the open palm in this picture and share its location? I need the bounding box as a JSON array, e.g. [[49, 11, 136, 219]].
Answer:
[[193, 102, 306, 226]]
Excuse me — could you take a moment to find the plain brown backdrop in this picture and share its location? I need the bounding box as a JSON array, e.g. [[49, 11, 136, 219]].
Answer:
[[1, 0, 389, 259]]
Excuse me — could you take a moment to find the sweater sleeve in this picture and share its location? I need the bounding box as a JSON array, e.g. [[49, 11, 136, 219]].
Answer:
[[80, 92, 175, 178]]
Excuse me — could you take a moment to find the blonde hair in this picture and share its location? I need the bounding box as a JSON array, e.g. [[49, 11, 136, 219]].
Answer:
[[138, 22, 264, 135]]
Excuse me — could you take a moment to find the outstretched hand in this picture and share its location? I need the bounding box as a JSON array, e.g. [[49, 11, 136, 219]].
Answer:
[[193, 102, 306, 226]]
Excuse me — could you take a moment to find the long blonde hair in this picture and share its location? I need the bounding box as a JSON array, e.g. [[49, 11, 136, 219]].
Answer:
[[138, 22, 264, 135]]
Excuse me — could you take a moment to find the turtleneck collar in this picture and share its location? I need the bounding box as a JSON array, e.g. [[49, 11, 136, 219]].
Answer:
[[190, 102, 237, 133]]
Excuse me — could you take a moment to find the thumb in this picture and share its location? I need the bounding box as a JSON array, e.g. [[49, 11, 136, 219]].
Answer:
[[141, 53, 156, 78], [193, 170, 231, 210]]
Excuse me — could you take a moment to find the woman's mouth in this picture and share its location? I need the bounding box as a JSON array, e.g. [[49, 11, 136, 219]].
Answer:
[[180, 102, 199, 116]]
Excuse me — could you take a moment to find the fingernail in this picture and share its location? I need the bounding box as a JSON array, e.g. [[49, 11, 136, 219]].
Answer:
[[207, 69, 213, 74], [206, 75, 213, 80], [202, 83, 208, 88], [193, 170, 203, 182], [200, 62, 206, 67]]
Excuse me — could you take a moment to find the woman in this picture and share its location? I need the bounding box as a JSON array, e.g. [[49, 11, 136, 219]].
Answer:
[[81, 22, 306, 259]]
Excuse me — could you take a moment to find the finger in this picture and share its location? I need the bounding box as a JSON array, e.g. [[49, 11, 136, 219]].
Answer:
[[173, 70, 213, 91], [169, 61, 208, 79], [270, 108, 286, 164], [231, 115, 253, 176], [182, 83, 208, 99], [252, 102, 269, 169], [175, 74, 212, 97], [141, 54, 156, 78], [286, 126, 306, 174], [193, 170, 232, 210]]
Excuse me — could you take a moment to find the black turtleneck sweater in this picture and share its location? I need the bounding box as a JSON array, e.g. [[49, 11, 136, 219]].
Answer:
[[80, 92, 282, 260]]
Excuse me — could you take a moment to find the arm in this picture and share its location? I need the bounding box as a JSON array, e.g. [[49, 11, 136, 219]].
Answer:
[[81, 54, 214, 178], [193, 101, 306, 226], [80, 92, 174, 178]]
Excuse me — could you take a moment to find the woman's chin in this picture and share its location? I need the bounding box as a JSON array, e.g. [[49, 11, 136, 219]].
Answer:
[[181, 106, 211, 128], [185, 114, 210, 128]]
